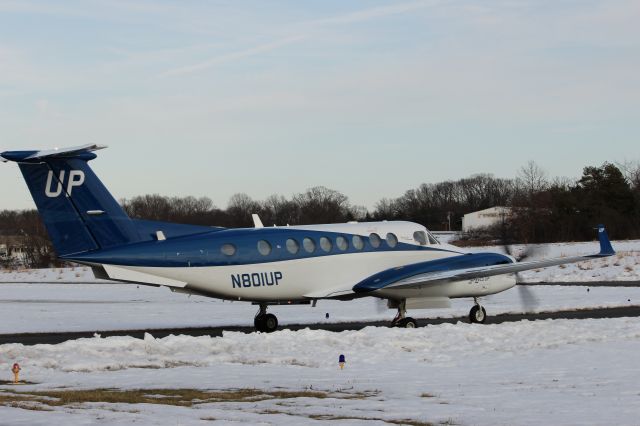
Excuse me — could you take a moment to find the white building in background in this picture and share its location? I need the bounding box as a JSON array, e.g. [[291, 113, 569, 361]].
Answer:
[[0, 239, 29, 265], [462, 206, 512, 233]]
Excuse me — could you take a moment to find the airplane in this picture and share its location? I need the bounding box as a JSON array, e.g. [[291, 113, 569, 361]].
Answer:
[[1, 144, 616, 332]]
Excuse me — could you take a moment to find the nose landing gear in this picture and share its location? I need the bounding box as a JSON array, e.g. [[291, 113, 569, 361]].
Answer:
[[390, 300, 418, 328], [254, 304, 278, 333], [469, 298, 487, 324]]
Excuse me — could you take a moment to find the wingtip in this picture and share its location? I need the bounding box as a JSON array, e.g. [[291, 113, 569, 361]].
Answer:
[[596, 225, 615, 256]]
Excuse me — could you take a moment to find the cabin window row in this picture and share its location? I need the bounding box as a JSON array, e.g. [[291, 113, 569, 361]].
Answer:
[[219, 232, 400, 257]]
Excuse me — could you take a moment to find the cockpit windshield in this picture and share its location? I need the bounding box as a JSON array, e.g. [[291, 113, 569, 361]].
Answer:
[[427, 231, 440, 244]]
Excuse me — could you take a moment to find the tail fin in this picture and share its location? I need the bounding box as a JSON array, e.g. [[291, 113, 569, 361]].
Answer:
[[596, 224, 615, 256], [1, 144, 141, 256]]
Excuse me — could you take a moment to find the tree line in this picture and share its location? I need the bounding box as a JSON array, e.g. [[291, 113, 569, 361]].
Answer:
[[1, 161, 639, 268], [375, 161, 640, 244]]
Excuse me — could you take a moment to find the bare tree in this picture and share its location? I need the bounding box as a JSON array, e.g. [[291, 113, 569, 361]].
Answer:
[[293, 186, 351, 224], [516, 161, 548, 196], [227, 193, 261, 227], [373, 198, 398, 219], [260, 194, 298, 226], [616, 160, 640, 189]]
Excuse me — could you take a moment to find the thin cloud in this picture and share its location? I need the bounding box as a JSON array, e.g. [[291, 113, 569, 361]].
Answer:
[[159, 35, 305, 78], [306, 0, 435, 26], [159, 0, 434, 78]]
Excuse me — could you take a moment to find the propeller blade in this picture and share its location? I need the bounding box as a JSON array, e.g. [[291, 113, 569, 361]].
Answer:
[[517, 284, 539, 312], [374, 298, 389, 314], [515, 244, 544, 262]]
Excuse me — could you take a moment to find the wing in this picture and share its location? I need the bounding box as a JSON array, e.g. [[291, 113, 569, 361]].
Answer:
[[305, 225, 615, 298], [354, 225, 614, 293]]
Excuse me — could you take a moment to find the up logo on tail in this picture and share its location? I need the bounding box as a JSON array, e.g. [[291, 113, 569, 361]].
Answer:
[[45, 170, 85, 198]]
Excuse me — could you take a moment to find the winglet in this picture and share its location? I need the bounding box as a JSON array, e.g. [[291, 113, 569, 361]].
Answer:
[[596, 224, 615, 256]]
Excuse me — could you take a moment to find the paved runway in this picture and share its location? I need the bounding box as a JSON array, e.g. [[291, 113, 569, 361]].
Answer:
[[1, 305, 638, 346]]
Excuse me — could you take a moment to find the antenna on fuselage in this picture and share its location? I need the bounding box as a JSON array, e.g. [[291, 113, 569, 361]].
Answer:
[[252, 214, 264, 229]]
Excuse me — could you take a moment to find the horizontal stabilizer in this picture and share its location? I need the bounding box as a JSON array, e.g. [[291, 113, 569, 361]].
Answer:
[[1, 144, 107, 163]]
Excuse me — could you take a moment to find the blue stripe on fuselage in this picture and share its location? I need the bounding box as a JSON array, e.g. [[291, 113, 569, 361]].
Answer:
[[352, 252, 514, 293], [63, 228, 462, 267]]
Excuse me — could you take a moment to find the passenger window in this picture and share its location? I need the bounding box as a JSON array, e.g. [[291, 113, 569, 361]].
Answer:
[[220, 243, 236, 256], [336, 236, 348, 251], [352, 235, 364, 250], [427, 232, 439, 244], [303, 237, 316, 253], [257, 240, 271, 256], [413, 231, 427, 245], [386, 233, 398, 248], [320, 236, 332, 252], [286, 238, 299, 254], [369, 233, 381, 248]]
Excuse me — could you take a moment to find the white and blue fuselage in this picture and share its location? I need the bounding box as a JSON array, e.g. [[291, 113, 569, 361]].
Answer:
[[69, 220, 516, 303]]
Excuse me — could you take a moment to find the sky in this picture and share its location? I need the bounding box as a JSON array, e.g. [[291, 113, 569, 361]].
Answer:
[[1, 0, 639, 210]]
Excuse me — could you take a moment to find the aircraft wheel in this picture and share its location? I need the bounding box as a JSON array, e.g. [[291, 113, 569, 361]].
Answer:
[[401, 317, 418, 328], [254, 315, 266, 332], [393, 317, 418, 328], [469, 305, 487, 324], [263, 313, 278, 333]]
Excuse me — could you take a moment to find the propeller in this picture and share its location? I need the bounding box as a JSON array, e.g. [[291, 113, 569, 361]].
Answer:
[[374, 297, 389, 314], [502, 242, 541, 262], [495, 229, 542, 312], [517, 284, 539, 311]]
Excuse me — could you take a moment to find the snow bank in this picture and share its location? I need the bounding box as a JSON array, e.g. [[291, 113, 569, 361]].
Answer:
[[1, 318, 639, 425], [3, 318, 638, 374]]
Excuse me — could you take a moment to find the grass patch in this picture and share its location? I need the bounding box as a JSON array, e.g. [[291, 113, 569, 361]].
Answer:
[[0, 392, 53, 411], [0, 388, 331, 410]]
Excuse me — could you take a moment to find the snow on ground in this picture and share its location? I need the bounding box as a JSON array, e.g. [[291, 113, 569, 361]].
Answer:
[[0, 266, 106, 283], [1, 318, 639, 425], [0, 283, 638, 334]]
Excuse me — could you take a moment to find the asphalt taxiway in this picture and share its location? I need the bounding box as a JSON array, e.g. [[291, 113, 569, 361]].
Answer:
[[1, 305, 638, 346]]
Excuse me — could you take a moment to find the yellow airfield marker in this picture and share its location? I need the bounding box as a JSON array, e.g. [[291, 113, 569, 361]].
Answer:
[[12, 363, 21, 384]]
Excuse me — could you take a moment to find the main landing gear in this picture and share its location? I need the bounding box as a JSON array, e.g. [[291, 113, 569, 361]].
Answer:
[[390, 300, 418, 328], [254, 304, 278, 333], [469, 298, 487, 324]]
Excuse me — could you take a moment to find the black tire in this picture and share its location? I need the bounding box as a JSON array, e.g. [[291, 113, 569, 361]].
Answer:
[[393, 317, 418, 328], [263, 313, 278, 333], [469, 305, 487, 324], [254, 314, 266, 332], [402, 317, 417, 328]]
